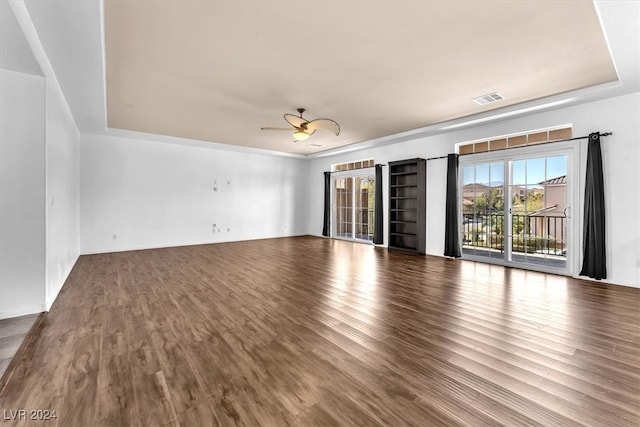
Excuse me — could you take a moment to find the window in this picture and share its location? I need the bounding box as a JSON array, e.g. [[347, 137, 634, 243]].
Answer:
[[458, 126, 572, 155], [333, 159, 374, 172]]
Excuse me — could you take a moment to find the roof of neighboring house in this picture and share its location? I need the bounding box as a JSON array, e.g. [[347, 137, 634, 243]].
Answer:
[[538, 175, 566, 185]]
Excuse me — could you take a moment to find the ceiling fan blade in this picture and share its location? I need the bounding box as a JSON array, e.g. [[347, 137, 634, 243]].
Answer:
[[284, 113, 307, 128], [306, 118, 340, 136], [260, 127, 291, 131]]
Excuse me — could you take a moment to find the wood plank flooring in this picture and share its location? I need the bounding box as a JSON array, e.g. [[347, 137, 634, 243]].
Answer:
[[0, 314, 41, 382], [0, 236, 638, 426]]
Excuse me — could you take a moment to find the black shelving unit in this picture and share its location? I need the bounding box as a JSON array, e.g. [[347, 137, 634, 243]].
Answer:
[[388, 158, 426, 254]]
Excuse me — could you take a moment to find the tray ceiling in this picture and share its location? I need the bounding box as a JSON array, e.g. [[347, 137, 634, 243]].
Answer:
[[105, 1, 617, 155]]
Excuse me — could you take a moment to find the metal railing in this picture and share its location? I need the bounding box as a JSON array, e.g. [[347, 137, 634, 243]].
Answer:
[[462, 213, 566, 256]]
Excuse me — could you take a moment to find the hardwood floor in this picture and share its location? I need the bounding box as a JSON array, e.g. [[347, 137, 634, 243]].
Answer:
[[0, 236, 638, 426], [0, 314, 41, 382]]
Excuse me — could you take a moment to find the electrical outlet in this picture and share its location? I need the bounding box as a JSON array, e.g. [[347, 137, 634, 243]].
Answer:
[[112, 234, 118, 240], [212, 224, 216, 233], [227, 227, 230, 232]]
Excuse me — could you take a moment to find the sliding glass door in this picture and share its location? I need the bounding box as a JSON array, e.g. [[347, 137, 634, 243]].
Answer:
[[461, 150, 571, 273], [333, 173, 375, 242]]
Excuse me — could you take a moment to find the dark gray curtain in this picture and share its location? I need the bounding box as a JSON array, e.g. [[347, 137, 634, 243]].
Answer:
[[322, 172, 331, 237], [444, 154, 461, 258], [373, 164, 383, 244], [580, 132, 607, 279]]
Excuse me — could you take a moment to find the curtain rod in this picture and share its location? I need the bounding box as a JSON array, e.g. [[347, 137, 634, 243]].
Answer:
[[324, 132, 612, 172], [426, 131, 612, 161]]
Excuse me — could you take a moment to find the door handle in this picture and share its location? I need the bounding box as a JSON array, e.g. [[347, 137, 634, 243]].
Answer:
[[563, 206, 570, 218]]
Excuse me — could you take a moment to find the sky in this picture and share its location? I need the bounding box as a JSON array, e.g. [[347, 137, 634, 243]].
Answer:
[[463, 155, 567, 187]]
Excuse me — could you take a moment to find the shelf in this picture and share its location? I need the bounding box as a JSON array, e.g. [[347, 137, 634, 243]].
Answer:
[[388, 245, 419, 254], [388, 158, 426, 255]]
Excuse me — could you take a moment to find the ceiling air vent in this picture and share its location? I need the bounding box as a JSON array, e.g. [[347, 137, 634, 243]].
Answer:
[[309, 144, 323, 147], [472, 92, 505, 105]]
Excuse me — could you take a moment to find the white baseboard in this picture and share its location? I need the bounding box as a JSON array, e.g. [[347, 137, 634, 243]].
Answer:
[[0, 304, 45, 320], [80, 233, 307, 255]]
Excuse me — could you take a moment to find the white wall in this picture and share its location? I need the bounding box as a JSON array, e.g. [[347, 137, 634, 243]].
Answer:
[[0, 0, 80, 317], [45, 74, 80, 310], [0, 69, 47, 318], [587, 93, 640, 288], [80, 134, 309, 254], [308, 92, 640, 288]]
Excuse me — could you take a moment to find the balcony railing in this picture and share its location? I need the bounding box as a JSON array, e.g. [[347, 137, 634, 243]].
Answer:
[[462, 213, 566, 256]]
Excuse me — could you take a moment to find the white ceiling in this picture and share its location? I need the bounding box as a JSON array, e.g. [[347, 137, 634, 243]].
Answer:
[[13, 1, 640, 157]]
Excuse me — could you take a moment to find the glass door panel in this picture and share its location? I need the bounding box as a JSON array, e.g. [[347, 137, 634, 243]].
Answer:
[[334, 177, 352, 239], [354, 176, 375, 241], [508, 155, 567, 269], [461, 162, 505, 260]]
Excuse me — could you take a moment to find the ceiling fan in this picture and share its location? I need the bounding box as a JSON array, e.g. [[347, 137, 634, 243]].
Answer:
[[261, 108, 340, 142]]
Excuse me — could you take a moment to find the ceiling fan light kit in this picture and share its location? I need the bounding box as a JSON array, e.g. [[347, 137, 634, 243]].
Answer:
[[293, 130, 310, 141], [261, 108, 340, 143]]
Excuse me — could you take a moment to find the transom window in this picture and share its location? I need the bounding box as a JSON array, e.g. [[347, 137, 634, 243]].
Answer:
[[333, 159, 374, 172]]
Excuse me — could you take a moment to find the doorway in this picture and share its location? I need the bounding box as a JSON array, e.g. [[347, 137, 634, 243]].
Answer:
[[461, 149, 573, 274], [332, 173, 376, 242]]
